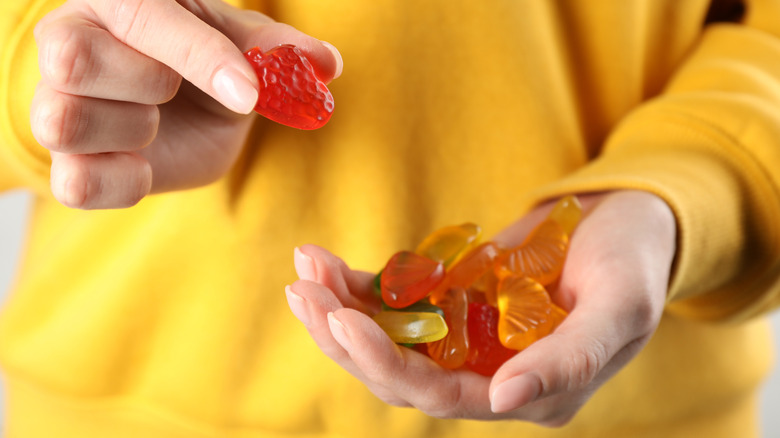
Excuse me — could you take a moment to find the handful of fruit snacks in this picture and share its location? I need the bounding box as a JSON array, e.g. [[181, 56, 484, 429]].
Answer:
[[372, 196, 582, 376]]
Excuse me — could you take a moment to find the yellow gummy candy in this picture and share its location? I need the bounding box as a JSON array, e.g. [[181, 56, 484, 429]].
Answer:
[[372, 311, 449, 344], [415, 223, 482, 268]]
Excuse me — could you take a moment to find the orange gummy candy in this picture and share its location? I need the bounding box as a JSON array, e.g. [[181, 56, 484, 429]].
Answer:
[[496, 195, 582, 285], [496, 275, 567, 351], [427, 286, 470, 369]]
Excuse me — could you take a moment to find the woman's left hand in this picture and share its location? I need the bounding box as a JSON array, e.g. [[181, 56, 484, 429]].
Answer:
[[286, 190, 676, 426]]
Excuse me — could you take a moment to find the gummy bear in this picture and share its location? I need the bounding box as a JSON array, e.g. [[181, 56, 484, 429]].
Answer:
[[381, 251, 445, 309], [244, 45, 334, 130]]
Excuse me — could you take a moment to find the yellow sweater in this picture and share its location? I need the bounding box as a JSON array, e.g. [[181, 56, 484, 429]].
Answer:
[[2, 0, 780, 436]]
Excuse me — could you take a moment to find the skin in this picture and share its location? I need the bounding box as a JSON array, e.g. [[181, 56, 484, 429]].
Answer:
[[32, 0, 678, 427], [289, 190, 677, 425], [31, 0, 342, 209]]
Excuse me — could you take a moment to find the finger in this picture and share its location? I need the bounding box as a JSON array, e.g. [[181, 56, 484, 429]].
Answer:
[[294, 245, 379, 313], [327, 308, 510, 419], [50, 151, 151, 209], [286, 281, 407, 406], [35, 11, 181, 103], [490, 290, 652, 421], [207, 3, 343, 82], [87, 0, 342, 115], [32, 83, 159, 154], [81, 0, 258, 114]]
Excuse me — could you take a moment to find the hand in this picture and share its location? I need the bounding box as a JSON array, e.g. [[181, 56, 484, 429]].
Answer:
[[287, 190, 676, 425], [31, 0, 342, 209]]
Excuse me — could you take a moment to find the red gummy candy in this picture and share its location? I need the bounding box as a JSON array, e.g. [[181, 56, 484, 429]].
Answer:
[[244, 45, 334, 130], [381, 251, 445, 309], [465, 302, 517, 376]]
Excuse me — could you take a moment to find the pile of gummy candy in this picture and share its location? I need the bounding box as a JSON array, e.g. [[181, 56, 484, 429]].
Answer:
[[372, 196, 582, 376]]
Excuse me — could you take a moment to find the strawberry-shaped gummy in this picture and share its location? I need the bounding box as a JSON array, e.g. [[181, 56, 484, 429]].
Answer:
[[381, 251, 445, 309], [244, 45, 334, 130], [465, 302, 517, 376]]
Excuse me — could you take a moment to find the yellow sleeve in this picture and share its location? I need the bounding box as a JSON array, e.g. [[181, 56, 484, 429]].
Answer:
[[526, 4, 780, 322], [0, 0, 62, 194]]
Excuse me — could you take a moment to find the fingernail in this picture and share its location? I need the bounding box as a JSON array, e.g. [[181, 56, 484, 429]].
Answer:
[[212, 67, 257, 114], [285, 285, 311, 326], [320, 41, 343, 79], [294, 247, 316, 281], [328, 312, 352, 353], [490, 374, 541, 413]]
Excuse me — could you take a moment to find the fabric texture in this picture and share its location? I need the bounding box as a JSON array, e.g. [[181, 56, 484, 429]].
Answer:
[[1, 0, 779, 436]]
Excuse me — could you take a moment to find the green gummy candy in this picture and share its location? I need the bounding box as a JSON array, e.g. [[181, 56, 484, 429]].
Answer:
[[381, 299, 444, 317]]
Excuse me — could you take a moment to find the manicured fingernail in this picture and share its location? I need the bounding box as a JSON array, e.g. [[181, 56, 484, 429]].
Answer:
[[490, 374, 541, 413], [320, 41, 343, 79], [212, 67, 257, 114], [294, 247, 316, 281], [285, 285, 311, 326], [328, 312, 352, 353]]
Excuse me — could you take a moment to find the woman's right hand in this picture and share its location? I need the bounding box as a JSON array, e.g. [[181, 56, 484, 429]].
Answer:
[[31, 0, 342, 209]]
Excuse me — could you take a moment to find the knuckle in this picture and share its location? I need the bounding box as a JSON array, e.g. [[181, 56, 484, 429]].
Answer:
[[417, 376, 464, 419], [38, 24, 91, 92], [109, 0, 149, 43], [122, 156, 152, 207], [629, 292, 662, 335], [32, 94, 82, 152], [564, 340, 608, 391]]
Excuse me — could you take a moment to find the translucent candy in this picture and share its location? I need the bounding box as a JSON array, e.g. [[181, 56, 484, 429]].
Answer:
[[381, 251, 445, 309], [429, 241, 502, 303], [383, 299, 444, 317], [372, 311, 449, 344], [464, 302, 517, 376], [496, 275, 567, 351], [496, 196, 582, 286], [414, 223, 482, 267], [372, 196, 581, 375], [496, 220, 569, 285], [548, 195, 582, 235], [427, 287, 470, 369]]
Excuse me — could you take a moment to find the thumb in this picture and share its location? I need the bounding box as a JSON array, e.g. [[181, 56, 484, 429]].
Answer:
[[87, 0, 341, 114], [213, 4, 343, 83], [487, 300, 645, 415]]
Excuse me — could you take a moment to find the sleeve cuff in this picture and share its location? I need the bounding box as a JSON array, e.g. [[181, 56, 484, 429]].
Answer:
[[519, 103, 780, 322]]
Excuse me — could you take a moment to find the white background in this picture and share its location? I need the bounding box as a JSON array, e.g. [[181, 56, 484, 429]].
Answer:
[[1, 191, 779, 434]]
